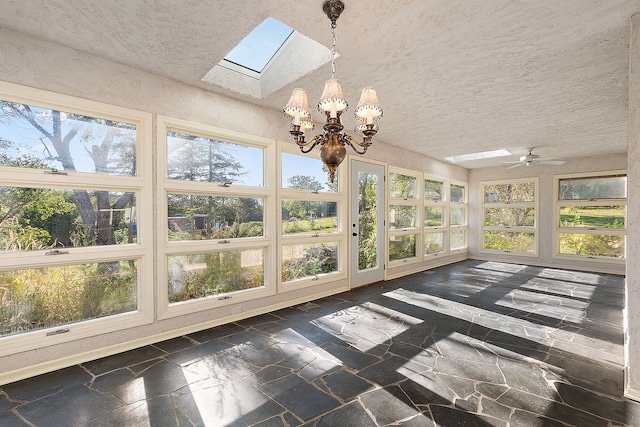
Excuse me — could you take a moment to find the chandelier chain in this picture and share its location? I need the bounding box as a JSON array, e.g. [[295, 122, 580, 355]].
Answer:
[[331, 22, 337, 79]]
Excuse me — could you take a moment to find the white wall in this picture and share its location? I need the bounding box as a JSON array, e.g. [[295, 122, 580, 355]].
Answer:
[[0, 28, 467, 382], [625, 13, 640, 400]]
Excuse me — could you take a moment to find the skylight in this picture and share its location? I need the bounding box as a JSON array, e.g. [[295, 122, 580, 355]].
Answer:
[[202, 17, 333, 99], [223, 17, 293, 73], [444, 149, 512, 163]]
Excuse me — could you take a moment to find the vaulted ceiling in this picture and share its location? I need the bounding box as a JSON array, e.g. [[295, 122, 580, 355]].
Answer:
[[1, 0, 638, 168]]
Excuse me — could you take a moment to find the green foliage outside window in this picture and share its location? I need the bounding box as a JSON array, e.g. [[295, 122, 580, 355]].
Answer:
[[282, 243, 338, 282], [389, 173, 416, 199], [484, 231, 535, 252], [358, 172, 378, 271], [389, 234, 416, 261], [0, 261, 137, 337], [559, 233, 624, 258], [168, 250, 264, 302]]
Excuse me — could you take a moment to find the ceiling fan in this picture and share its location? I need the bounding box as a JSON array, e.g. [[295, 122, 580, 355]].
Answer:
[[500, 148, 566, 169]]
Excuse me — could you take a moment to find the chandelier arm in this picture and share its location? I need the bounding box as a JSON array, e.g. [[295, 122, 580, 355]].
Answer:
[[342, 133, 373, 154], [297, 134, 325, 153]]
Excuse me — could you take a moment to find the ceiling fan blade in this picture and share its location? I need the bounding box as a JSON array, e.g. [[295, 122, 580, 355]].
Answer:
[[507, 163, 523, 169], [499, 161, 521, 164]]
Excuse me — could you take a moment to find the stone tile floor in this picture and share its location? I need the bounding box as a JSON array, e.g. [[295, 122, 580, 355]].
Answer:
[[1, 260, 639, 426]]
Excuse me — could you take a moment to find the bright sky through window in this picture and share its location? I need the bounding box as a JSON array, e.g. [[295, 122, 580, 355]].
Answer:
[[224, 17, 293, 73]]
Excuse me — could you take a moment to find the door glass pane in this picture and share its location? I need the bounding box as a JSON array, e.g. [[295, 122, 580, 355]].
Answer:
[[0, 186, 137, 251], [282, 200, 338, 234], [282, 242, 338, 282], [559, 233, 625, 258], [389, 234, 416, 261], [0, 100, 137, 175], [389, 205, 417, 229], [167, 194, 263, 241], [425, 232, 445, 254], [358, 172, 378, 271], [167, 131, 263, 186], [559, 206, 625, 228], [1, 260, 137, 337], [168, 249, 264, 302], [424, 206, 444, 227]]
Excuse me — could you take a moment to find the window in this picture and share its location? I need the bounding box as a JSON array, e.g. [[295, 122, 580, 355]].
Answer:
[[388, 168, 421, 263], [481, 179, 537, 255], [279, 147, 345, 289], [0, 82, 152, 352], [449, 181, 468, 252], [158, 117, 274, 318], [424, 176, 448, 256], [555, 172, 626, 261]]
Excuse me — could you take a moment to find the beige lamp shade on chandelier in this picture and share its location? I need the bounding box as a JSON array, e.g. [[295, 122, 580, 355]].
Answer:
[[283, 0, 383, 183]]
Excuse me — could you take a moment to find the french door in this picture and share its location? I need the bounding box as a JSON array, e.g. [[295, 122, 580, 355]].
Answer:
[[350, 160, 385, 288]]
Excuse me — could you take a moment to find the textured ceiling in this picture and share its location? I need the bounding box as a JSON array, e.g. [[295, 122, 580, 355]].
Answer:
[[1, 0, 638, 168]]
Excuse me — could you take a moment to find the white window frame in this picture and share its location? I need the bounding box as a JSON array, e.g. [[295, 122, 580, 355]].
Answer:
[[157, 116, 276, 319], [449, 179, 469, 254], [278, 143, 347, 292], [553, 171, 626, 264], [0, 81, 153, 356], [388, 166, 422, 266], [480, 177, 538, 257], [423, 174, 449, 258]]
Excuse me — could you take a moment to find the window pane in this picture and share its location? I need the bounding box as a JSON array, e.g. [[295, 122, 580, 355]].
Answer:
[[450, 230, 465, 250], [282, 242, 338, 282], [424, 206, 444, 227], [559, 206, 625, 228], [282, 201, 337, 234], [451, 184, 466, 203], [484, 183, 534, 203], [0, 261, 137, 337], [559, 233, 625, 258], [559, 175, 626, 200], [168, 249, 264, 302], [282, 153, 336, 192], [389, 205, 417, 229], [0, 186, 137, 251], [167, 194, 263, 241], [484, 207, 535, 227], [389, 234, 416, 261], [0, 101, 136, 175], [450, 207, 465, 226], [167, 131, 263, 186], [389, 173, 416, 199], [358, 172, 378, 271], [425, 232, 445, 254], [424, 179, 444, 201], [484, 231, 535, 252]]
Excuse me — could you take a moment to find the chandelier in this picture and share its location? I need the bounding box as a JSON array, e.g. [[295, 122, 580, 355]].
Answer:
[[283, 0, 383, 183]]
